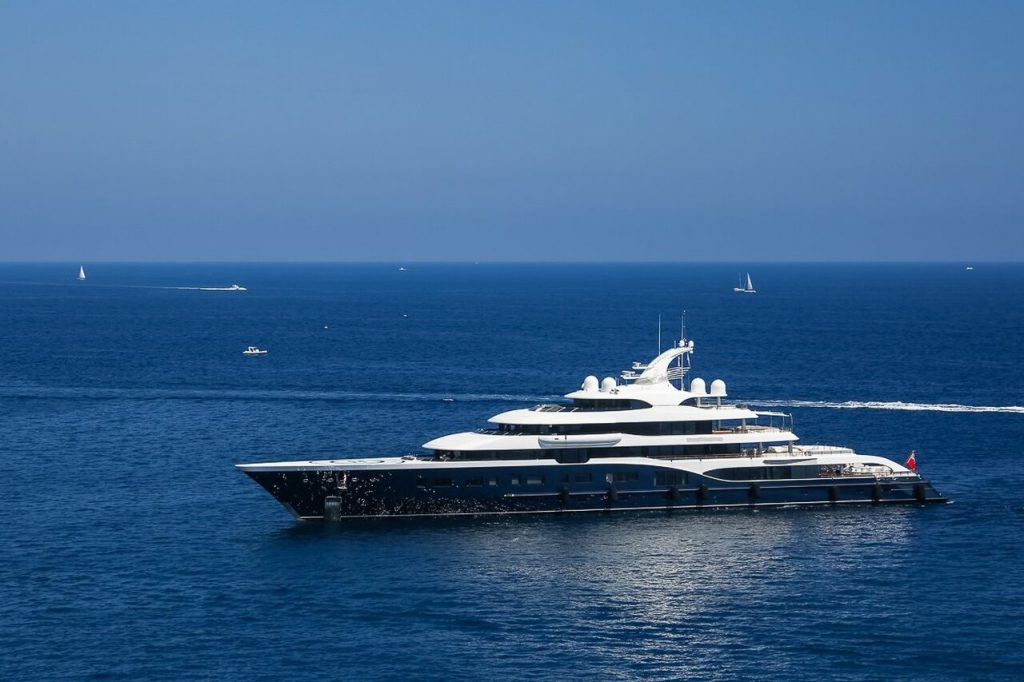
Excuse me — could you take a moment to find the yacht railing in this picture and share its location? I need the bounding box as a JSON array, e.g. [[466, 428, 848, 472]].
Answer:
[[714, 425, 788, 434]]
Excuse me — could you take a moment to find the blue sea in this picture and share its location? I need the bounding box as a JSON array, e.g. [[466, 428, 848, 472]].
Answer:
[[1, 263, 1022, 681]]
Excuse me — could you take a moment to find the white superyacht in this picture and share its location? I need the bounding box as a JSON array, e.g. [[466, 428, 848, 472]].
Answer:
[[239, 335, 946, 520]]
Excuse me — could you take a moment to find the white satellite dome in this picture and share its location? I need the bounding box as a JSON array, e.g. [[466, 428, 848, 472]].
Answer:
[[710, 379, 727, 397], [581, 375, 599, 392], [600, 377, 616, 392], [689, 377, 707, 395]]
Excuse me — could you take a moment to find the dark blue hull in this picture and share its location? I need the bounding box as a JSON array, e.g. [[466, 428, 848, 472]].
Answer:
[[243, 463, 948, 520]]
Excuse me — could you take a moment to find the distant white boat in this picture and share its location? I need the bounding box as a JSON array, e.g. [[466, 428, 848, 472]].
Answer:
[[399, 266, 407, 271], [199, 284, 247, 292], [733, 273, 756, 294], [243, 346, 268, 356], [78, 266, 86, 281], [965, 266, 975, 271]]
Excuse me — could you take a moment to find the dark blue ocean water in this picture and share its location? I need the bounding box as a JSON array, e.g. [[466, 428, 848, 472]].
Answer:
[[1, 263, 1022, 681]]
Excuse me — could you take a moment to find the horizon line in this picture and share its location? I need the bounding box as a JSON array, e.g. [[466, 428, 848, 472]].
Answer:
[[1, 259, 1020, 265]]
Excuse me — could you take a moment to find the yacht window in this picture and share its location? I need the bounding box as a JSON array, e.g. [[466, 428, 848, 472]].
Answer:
[[431, 477, 454, 487], [790, 465, 820, 479], [487, 477, 498, 486], [464, 476, 484, 487], [570, 398, 652, 410], [526, 475, 544, 485], [555, 448, 588, 464], [705, 467, 794, 481], [575, 472, 593, 483], [510, 475, 521, 485], [613, 471, 639, 483], [655, 471, 685, 485]]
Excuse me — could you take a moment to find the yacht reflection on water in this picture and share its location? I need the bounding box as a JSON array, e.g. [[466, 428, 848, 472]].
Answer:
[[238, 335, 948, 520]]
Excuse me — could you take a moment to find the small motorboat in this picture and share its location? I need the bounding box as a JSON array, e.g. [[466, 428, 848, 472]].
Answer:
[[243, 346, 268, 356], [199, 284, 247, 292]]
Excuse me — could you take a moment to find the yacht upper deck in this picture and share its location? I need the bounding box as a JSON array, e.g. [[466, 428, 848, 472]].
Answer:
[[491, 403, 759, 425]]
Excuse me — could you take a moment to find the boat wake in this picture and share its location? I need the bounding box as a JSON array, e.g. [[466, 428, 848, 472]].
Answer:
[[0, 386, 561, 404], [749, 399, 1024, 415], [1, 385, 1020, 413]]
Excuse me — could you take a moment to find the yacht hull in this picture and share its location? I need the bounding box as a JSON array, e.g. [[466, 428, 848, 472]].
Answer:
[[242, 464, 947, 521]]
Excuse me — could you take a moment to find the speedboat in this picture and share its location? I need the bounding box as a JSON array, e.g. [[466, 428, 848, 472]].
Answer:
[[238, 335, 947, 520], [199, 284, 247, 292], [243, 346, 268, 356]]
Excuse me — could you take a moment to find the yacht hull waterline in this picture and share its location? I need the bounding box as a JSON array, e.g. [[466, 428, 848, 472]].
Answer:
[[239, 460, 946, 520], [238, 338, 947, 520]]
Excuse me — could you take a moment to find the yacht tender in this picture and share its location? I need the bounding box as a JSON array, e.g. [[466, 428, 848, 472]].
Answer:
[[200, 284, 247, 291], [238, 337, 947, 520]]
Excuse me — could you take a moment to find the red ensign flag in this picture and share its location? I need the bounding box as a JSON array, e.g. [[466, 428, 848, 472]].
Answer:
[[905, 450, 917, 472]]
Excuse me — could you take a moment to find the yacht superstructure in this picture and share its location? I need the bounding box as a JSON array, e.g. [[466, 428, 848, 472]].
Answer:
[[238, 337, 947, 520]]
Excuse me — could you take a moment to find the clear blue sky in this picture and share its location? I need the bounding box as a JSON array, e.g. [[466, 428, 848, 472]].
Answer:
[[1, 1, 1021, 261]]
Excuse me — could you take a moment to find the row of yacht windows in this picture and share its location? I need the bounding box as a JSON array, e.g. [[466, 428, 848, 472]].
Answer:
[[417, 470, 674, 488], [569, 399, 652, 410], [493, 421, 714, 436], [415, 465, 832, 489], [435, 443, 744, 462], [704, 465, 822, 480]]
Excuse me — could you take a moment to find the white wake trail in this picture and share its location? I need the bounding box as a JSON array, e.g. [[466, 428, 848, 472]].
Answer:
[[0, 386, 560, 404], [4, 385, 1020, 413], [748, 399, 1024, 415]]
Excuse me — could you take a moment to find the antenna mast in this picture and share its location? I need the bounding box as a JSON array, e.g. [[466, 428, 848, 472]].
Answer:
[[678, 312, 686, 389]]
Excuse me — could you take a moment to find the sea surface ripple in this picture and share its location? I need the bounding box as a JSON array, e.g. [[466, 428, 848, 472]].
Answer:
[[1, 263, 1022, 681]]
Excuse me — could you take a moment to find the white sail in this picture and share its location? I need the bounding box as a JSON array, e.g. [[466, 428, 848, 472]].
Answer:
[[78, 266, 86, 281], [733, 272, 755, 293]]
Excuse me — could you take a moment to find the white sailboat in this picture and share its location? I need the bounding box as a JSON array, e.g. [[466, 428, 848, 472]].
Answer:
[[733, 272, 755, 294], [78, 266, 86, 281]]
